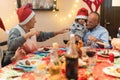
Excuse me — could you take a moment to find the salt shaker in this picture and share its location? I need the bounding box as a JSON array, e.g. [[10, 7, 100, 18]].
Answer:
[[109, 53, 114, 63]]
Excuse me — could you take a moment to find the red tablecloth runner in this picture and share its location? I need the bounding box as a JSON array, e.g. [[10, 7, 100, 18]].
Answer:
[[0, 49, 117, 80], [78, 56, 117, 80], [19, 55, 117, 80]]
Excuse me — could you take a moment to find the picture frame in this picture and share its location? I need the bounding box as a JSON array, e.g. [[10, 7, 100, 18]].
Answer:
[[17, 0, 58, 11]]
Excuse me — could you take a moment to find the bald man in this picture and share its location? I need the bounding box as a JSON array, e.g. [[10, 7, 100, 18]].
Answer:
[[83, 12, 110, 48]]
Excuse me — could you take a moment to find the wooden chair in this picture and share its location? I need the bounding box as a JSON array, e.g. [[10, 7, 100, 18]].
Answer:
[[0, 41, 7, 67]]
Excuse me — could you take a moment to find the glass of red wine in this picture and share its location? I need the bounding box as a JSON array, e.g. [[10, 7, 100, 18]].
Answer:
[[63, 33, 70, 46], [86, 44, 97, 73], [63, 40, 69, 44]]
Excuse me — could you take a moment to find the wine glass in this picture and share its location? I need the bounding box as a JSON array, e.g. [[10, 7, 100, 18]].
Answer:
[[86, 41, 97, 73], [63, 33, 69, 46], [63, 40, 69, 44], [86, 48, 96, 73]]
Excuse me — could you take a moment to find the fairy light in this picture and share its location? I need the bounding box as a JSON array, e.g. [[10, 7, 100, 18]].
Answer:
[[68, 14, 72, 18], [55, 14, 58, 17], [75, 0, 79, 3], [52, 9, 56, 12], [52, 0, 58, 11], [74, 4, 77, 8], [54, 0, 80, 25], [71, 10, 75, 13]]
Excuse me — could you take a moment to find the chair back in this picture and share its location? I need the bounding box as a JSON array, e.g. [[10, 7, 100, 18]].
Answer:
[[0, 47, 3, 68]]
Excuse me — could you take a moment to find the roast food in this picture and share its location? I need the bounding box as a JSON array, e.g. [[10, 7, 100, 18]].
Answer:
[[67, 40, 84, 58], [25, 60, 31, 65], [25, 60, 37, 66], [116, 68, 120, 73]]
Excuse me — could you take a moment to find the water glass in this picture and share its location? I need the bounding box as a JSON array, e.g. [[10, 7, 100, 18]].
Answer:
[[34, 61, 47, 80]]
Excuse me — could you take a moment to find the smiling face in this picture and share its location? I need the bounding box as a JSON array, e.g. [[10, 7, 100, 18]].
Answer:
[[86, 12, 99, 30], [25, 15, 36, 31], [77, 18, 87, 25]]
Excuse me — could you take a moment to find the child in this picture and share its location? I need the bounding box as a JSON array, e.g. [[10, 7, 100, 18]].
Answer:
[[69, 7, 88, 40]]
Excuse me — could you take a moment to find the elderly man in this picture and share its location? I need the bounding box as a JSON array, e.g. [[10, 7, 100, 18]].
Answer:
[[3, 4, 68, 66], [83, 12, 109, 48]]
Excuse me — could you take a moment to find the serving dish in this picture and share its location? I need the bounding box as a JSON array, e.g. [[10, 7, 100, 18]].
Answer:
[[103, 66, 120, 77]]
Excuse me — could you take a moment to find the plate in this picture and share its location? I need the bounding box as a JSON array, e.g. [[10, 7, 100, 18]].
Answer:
[[97, 50, 120, 57], [38, 47, 52, 53], [16, 59, 39, 68], [103, 66, 120, 77]]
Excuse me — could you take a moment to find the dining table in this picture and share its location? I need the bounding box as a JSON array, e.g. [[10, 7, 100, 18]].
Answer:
[[0, 47, 120, 80]]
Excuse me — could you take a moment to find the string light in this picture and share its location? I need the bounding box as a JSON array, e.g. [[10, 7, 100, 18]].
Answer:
[[55, 14, 58, 17], [75, 0, 79, 3], [52, 0, 58, 11], [68, 14, 72, 18], [55, 0, 80, 23], [74, 4, 78, 8]]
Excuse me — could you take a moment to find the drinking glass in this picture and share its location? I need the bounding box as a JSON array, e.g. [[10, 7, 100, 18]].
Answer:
[[86, 41, 97, 73], [63, 33, 69, 46], [86, 48, 96, 73], [34, 61, 47, 80]]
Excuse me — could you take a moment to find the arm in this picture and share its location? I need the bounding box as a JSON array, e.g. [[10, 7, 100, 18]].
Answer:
[[88, 31, 109, 48], [53, 28, 68, 36], [8, 28, 26, 51], [37, 28, 68, 42]]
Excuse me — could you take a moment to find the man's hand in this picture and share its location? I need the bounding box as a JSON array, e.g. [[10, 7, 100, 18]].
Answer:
[[88, 35, 98, 42], [11, 47, 26, 62]]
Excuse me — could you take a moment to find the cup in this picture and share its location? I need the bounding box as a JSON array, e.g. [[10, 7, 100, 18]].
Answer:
[[86, 48, 97, 72], [34, 61, 47, 80], [63, 33, 69, 46], [49, 61, 61, 75]]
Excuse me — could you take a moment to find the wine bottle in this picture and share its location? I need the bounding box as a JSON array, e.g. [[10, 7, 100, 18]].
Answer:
[[65, 34, 78, 80]]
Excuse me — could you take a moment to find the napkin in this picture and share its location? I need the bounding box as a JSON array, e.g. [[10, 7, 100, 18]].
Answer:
[[14, 65, 36, 72]]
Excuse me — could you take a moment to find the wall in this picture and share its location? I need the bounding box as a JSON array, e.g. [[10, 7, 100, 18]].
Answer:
[[0, 0, 100, 50]]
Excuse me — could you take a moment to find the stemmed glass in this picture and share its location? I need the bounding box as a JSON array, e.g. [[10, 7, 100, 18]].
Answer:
[[86, 41, 97, 73], [63, 33, 69, 46]]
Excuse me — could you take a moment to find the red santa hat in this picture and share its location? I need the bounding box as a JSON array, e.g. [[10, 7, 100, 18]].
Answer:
[[76, 8, 88, 19], [17, 4, 35, 25], [0, 18, 6, 31]]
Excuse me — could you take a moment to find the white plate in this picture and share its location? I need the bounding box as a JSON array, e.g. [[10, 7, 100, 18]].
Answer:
[[103, 66, 120, 77], [97, 50, 120, 57], [38, 47, 52, 53], [16, 59, 40, 68]]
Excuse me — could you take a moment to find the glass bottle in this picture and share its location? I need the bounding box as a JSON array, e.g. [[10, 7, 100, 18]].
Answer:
[[49, 43, 61, 75], [65, 34, 79, 80]]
